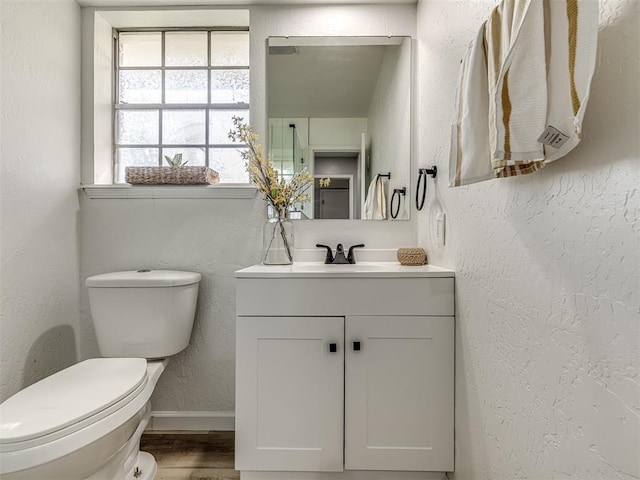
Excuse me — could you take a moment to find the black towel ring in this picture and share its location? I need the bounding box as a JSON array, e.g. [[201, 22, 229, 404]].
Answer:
[[416, 166, 437, 211], [390, 187, 406, 219]]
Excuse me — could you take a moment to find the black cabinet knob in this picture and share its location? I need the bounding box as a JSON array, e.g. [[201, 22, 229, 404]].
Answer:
[[353, 341, 361, 351], [329, 343, 337, 353]]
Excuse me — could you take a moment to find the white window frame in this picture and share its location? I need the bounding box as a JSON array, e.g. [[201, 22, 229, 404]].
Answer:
[[80, 8, 256, 199]]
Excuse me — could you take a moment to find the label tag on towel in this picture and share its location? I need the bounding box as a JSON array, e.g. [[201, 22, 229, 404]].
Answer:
[[538, 126, 570, 148]]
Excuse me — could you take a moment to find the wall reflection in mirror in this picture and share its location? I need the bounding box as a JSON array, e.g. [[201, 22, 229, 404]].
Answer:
[[267, 36, 412, 220]]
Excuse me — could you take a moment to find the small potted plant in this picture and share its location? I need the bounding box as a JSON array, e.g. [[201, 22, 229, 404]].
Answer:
[[164, 153, 187, 167], [125, 153, 220, 185]]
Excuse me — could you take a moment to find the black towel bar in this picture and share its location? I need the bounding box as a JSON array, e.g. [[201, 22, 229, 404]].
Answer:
[[390, 187, 406, 219], [416, 166, 437, 211]]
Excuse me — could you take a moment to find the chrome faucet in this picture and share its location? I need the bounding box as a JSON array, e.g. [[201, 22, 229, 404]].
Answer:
[[316, 243, 365, 264]]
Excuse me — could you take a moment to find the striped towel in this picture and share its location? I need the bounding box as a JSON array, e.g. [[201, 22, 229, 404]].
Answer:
[[542, 0, 599, 162], [488, 0, 548, 176], [450, 0, 599, 186]]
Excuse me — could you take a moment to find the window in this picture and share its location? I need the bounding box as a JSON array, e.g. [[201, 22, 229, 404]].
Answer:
[[114, 29, 250, 184]]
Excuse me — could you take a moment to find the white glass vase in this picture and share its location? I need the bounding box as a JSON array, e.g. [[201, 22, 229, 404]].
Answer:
[[262, 212, 294, 265]]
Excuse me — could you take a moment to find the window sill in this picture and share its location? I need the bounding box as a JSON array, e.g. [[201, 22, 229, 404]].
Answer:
[[81, 184, 257, 200]]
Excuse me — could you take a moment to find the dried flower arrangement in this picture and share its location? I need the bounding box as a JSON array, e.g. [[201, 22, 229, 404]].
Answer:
[[228, 116, 312, 217], [229, 116, 313, 264]]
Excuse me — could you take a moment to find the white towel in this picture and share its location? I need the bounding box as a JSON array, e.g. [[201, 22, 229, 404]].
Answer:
[[450, 0, 599, 185], [449, 22, 495, 187], [488, 0, 548, 172], [542, 0, 599, 163], [363, 176, 387, 220]]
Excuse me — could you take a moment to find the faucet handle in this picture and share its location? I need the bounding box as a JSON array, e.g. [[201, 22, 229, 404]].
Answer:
[[347, 244, 365, 264], [316, 244, 334, 264]]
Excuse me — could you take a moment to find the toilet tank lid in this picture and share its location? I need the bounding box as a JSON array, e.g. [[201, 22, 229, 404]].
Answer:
[[86, 270, 201, 287], [0, 358, 148, 445]]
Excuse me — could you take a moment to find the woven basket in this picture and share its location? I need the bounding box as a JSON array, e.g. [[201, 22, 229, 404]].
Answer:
[[397, 247, 427, 266], [125, 166, 220, 185]]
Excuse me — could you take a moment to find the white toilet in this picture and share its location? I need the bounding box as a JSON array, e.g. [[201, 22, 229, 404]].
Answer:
[[0, 269, 201, 480]]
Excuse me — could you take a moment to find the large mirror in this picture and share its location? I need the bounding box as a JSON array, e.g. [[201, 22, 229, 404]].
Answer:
[[267, 36, 412, 220]]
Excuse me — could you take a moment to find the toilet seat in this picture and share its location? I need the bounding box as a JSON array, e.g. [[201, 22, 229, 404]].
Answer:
[[0, 358, 148, 452], [0, 360, 165, 477]]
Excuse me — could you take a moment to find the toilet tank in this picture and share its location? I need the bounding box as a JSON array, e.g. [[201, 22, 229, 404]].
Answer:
[[86, 270, 201, 358]]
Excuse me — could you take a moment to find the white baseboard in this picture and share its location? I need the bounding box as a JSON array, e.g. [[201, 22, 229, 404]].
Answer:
[[146, 411, 235, 431], [241, 472, 446, 480]]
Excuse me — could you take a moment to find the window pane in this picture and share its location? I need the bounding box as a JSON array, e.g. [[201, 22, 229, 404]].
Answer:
[[117, 148, 159, 183], [165, 70, 208, 104], [209, 148, 249, 183], [211, 32, 249, 66], [276, 160, 295, 175], [165, 32, 208, 66], [115, 29, 251, 184], [117, 110, 159, 145], [209, 109, 249, 144], [163, 110, 206, 144], [119, 70, 161, 104], [211, 70, 249, 103], [119, 33, 161, 67], [162, 147, 206, 166]]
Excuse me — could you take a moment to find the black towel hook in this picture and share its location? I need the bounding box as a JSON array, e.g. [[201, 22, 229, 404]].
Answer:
[[416, 166, 437, 211], [390, 187, 406, 219], [377, 172, 391, 180]]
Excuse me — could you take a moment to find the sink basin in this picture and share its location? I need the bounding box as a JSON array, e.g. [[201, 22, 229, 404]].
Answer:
[[291, 263, 395, 273], [235, 262, 455, 279]]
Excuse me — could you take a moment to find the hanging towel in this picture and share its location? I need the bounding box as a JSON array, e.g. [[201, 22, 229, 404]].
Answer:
[[542, 0, 599, 163], [488, 0, 548, 175], [450, 0, 599, 186], [363, 176, 387, 220], [449, 21, 496, 187]]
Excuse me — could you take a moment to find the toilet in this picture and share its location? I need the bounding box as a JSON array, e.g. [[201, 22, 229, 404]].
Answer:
[[0, 270, 201, 480]]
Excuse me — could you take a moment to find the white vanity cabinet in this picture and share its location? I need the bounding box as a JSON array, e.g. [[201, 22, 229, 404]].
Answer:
[[345, 315, 454, 472], [236, 316, 345, 472], [235, 263, 455, 480]]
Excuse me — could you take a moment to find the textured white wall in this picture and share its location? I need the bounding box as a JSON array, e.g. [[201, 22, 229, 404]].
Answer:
[[80, 4, 418, 414], [416, 0, 640, 478], [367, 41, 412, 202], [308, 118, 367, 147], [0, 0, 82, 402], [79, 198, 265, 412]]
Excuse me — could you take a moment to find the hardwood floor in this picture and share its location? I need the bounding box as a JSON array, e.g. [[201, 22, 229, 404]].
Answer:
[[141, 431, 239, 480]]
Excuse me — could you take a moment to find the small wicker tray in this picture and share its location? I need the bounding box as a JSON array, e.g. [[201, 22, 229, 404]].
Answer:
[[397, 247, 427, 266], [125, 166, 220, 185]]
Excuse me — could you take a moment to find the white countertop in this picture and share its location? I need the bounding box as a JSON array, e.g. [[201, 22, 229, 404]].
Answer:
[[234, 262, 455, 279]]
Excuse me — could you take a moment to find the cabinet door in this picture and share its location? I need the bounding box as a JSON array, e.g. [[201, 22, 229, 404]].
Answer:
[[236, 316, 344, 472], [345, 316, 454, 472]]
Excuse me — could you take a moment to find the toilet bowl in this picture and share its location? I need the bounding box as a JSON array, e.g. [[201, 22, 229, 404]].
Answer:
[[0, 270, 201, 480]]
